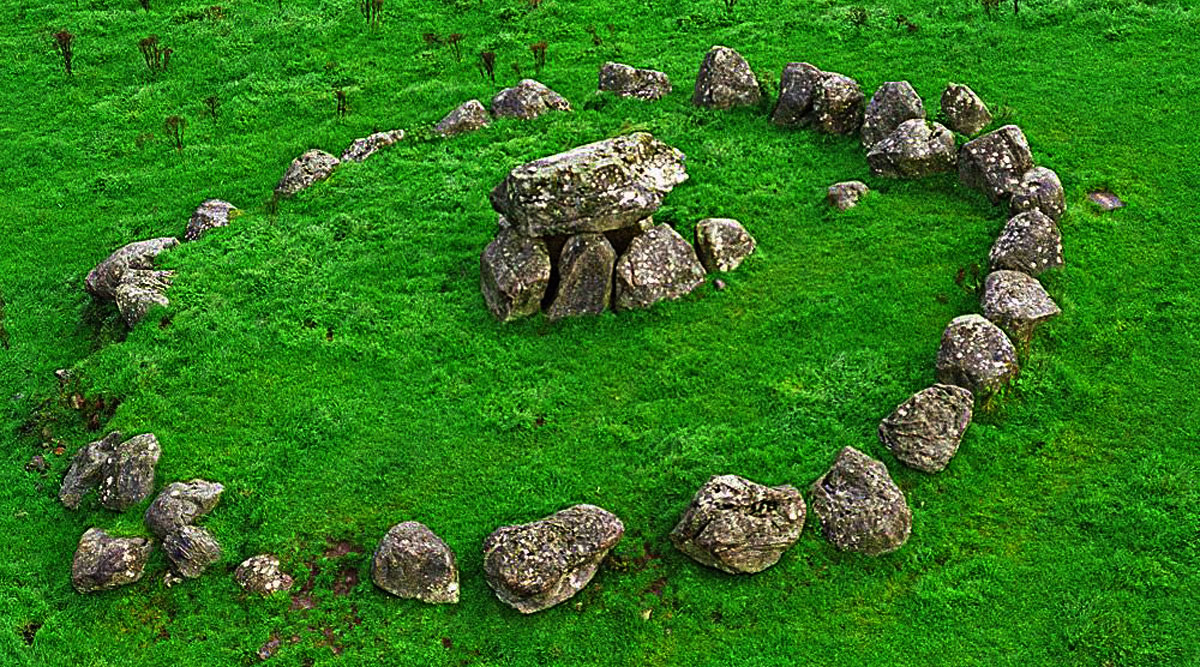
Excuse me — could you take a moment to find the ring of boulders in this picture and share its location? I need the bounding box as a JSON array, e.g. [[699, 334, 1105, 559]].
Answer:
[[60, 45, 1072, 617]]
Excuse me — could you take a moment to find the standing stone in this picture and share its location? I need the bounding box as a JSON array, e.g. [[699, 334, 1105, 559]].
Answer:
[[598, 62, 672, 100], [85, 238, 179, 301], [275, 149, 340, 198], [771, 62, 823, 126], [810, 72, 865, 135], [340, 129, 404, 163], [97, 433, 162, 512], [60, 432, 123, 510], [827, 181, 870, 211], [163, 525, 222, 578], [669, 474, 805, 574], [71, 528, 153, 593], [613, 224, 707, 310], [480, 229, 551, 322], [935, 314, 1019, 396], [941, 83, 992, 136], [371, 522, 459, 604], [1009, 167, 1066, 222], [114, 269, 174, 326], [692, 46, 762, 110], [144, 479, 225, 539], [958, 125, 1034, 204], [483, 504, 624, 614], [878, 385, 974, 473], [866, 120, 956, 178], [980, 270, 1062, 340], [810, 447, 911, 556], [491, 79, 571, 120], [988, 210, 1064, 277], [547, 234, 616, 321], [435, 100, 491, 136], [185, 200, 237, 241], [861, 81, 926, 148], [694, 218, 756, 273], [234, 554, 294, 595]]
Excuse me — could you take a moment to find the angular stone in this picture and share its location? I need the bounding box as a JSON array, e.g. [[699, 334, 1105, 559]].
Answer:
[[185, 199, 237, 241], [71, 528, 153, 594], [771, 62, 823, 126], [275, 149, 340, 197], [491, 79, 571, 120], [1009, 167, 1066, 222], [866, 119, 956, 178], [810, 72, 865, 135], [935, 314, 1019, 396], [827, 181, 870, 211], [163, 525, 221, 579], [599, 62, 671, 100], [480, 229, 551, 322], [85, 237, 179, 301], [59, 431, 123, 510], [861, 81, 925, 148], [694, 218, 756, 273], [144, 479, 225, 539], [97, 433, 161, 512], [547, 234, 616, 321], [941, 83, 992, 136], [981, 270, 1062, 340], [340, 129, 404, 163], [114, 269, 173, 326], [692, 46, 762, 110], [878, 384, 974, 473], [613, 223, 707, 310], [670, 474, 805, 574], [958, 125, 1034, 204], [371, 522, 459, 604], [434, 100, 491, 137], [234, 554, 294, 595], [988, 210, 1064, 277], [483, 504, 624, 614], [810, 447, 911, 556], [1088, 190, 1125, 211]]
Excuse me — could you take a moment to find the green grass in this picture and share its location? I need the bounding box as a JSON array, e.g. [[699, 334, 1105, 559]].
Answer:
[[2, 0, 1199, 664]]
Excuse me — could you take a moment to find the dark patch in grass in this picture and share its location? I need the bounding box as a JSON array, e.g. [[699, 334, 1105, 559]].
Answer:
[[20, 621, 41, 645]]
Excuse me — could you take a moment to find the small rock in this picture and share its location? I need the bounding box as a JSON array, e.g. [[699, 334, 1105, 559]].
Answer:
[[184, 200, 237, 241], [96, 433, 162, 512], [114, 269, 173, 326], [980, 270, 1062, 340], [866, 119, 956, 178], [371, 522, 459, 604], [713, 278, 727, 291], [1088, 190, 1125, 211], [598, 62, 672, 100], [613, 223, 707, 310], [940, 83, 992, 136], [669, 474, 805, 574], [480, 229, 551, 322], [694, 218, 756, 273], [1010, 167, 1066, 222], [234, 554, 294, 595], [547, 234, 616, 321], [85, 238, 180, 301], [692, 46, 762, 110], [878, 384, 974, 473], [935, 314, 1019, 396], [958, 125, 1035, 204], [163, 525, 221, 579], [861, 81, 926, 148], [24, 454, 48, 474], [770, 62, 822, 126], [434, 100, 491, 137], [810, 447, 911, 556], [491, 79, 571, 120], [827, 181, 870, 211], [59, 432, 121, 510], [988, 210, 1064, 277], [275, 149, 340, 198], [71, 528, 153, 593], [340, 129, 404, 163], [144, 479, 225, 539]]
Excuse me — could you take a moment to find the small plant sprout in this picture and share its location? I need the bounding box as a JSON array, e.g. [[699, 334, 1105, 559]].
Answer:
[[530, 41, 547, 75], [203, 95, 219, 124], [722, 0, 737, 12], [446, 33, 463, 61], [585, 25, 602, 46], [334, 89, 348, 117], [164, 115, 186, 152], [138, 35, 170, 74], [358, 0, 383, 30], [478, 51, 496, 85], [138, 0, 150, 10], [53, 30, 75, 76]]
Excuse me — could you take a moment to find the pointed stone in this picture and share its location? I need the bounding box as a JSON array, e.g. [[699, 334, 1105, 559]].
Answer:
[[185, 200, 237, 241], [97, 433, 161, 512], [941, 83, 992, 136], [810, 447, 911, 555], [692, 46, 762, 110], [694, 218, 756, 272], [491, 79, 571, 120], [275, 149, 339, 197], [867, 120, 956, 178], [935, 314, 1019, 396], [435, 100, 491, 136], [958, 125, 1034, 204], [371, 522, 459, 604], [861, 81, 925, 148], [163, 525, 221, 578], [980, 270, 1062, 340], [547, 234, 616, 321], [878, 384, 974, 473], [144, 479, 225, 539], [988, 210, 1064, 277], [613, 224, 706, 310]]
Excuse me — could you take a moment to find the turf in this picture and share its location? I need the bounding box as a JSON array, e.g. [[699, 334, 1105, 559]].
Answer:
[[2, 0, 1198, 664]]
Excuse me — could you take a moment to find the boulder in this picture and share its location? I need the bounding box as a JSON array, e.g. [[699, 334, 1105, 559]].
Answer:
[[810, 447, 911, 555], [694, 218, 756, 272], [692, 46, 762, 110], [275, 149, 340, 197], [480, 229, 551, 321], [861, 81, 926, 148], [988, 210, 1064, 277], [941, 83, 992, 136], [878, 384, 974, 473], [340, 129, 404, 163], [144, 479, 225, 539], [1009, 167, 1066, 222], [598, 62, 672, 100], [980, 270, 1062, 340], [185, 200, 237, 241], [613, 223, 707, 310], [71, 528, 153, 593], [59, 431, 122, 510], [434, 100, 491, 136], [770, 62, 823, 126], [827, 181, 870, 211], [546, 234, 616, 321], [371, 522, 459, 604], [489, 132, 688, 237], [114, 269, 173, 326], [866, 119, 956, 178], [958, 125, 1034, 204], [483, 504, 624, 614], [234, 554, 294, 595], [769, 63, 862, 134], [669, 474, 805, 574], [163, 525, 221, 578], [935, 314, 1019, 396], [96, 433, 161, 512], [491, 79, 571, 120], [85, 237, 179, 301]]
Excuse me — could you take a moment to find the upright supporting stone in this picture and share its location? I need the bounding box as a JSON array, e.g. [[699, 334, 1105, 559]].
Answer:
[[547, 234, 616, 321], [613, 224, 706, 310], [692, 46, 762, 110], [480, 229, 551, 322]]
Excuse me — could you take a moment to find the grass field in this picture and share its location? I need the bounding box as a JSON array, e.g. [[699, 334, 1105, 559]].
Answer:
[[2, 0, 1199, 663]]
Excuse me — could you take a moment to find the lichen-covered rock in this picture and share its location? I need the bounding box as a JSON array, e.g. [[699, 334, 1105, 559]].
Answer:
[[941, 83, 992, 136], [97, 433, 161, 512], [340, 129, 404, 163], [59, 432, 123, 510], [810, 447, 911, 556], [546, 234, 616, 321], [1009, 167, 1066, 222], [71, 528, 153, 593], [234, 554, 294, 595], [185, 200, 237, 241], [958, 125, 1034, 204], [163, 525, 221, 578], [827, 181, 870, 211], [981, 270, 1062, 340], [692, 46, 762, 110], [669, 474, 805, 574], [491, 79, 571, 120], [935, 314, 1019, 396], [275, 149, 340, 197], [770, 64, 862, 134], [480, 229, 551, 322], [85, 237, 179, 301], [694, 218, 756, 273], [861, 81, 926, 148], [599, 62, 671, 100], [1088, 190, 1125, 211], [434, 100, 491, 136], [878, 385, 974, 473], [371, 522, 459, 604], [771, 62, 822, 126], [866, 120, 956, 178], [489, 132, 688, 237], [988, 210, 1064, 277], [483, 504, 624, 614], [144, 479, 225, 539], [613, 223, 707, 310], [114, 269, 173, 326]]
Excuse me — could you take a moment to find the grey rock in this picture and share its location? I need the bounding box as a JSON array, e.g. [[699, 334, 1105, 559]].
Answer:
[[935, 314, 1019, 396], [85, 237, 179, 301], [144, 479, 225, 539], [72, 528, 153, 593], [692, 46, 762, 110], [114, 269, 173, 326], [435, 100, 491, 136], [827, 181, 870, 211], [958, 125, 1034, 204], [163, 525, 221, 578], [340, 129, 404, 163], [861, 81, 926, 148], [234, 554, 294, 595], [988, 210, 1064, 277], [96, 433, 161, 512], [547, 234, 616, 321], [1010, 167, 1066, 222], [599, 62, 671, 100], [941, 83, 992, 136], [669, 474, 805, 574], [980, 270, 1062, 340], [483, 504, 624, 614], [185, 200, 237, 241], [866, 119, 956, 178], [371, 522, 459, 604], [770, 62, 822, 126], [694, 218, 756, 273], [274, 149, 340, 197], [810, 72, 865, 135], [491, 79, 571, 120], [480, 229, 551, 322], [1088, 190, 1125, 211], [878, 384, 974, 473], [613, 223, 707, 310], [810, 447, 911, 556], [60, 431, 122, 510]]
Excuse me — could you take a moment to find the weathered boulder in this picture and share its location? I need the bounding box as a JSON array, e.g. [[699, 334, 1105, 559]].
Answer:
[[692, 46, 762, 110], [371, 522, 459, 604], [185, 200, 237, 241], [770, 62, 822, 126], [827, 181, 870, 211], [694, 218, 756, 273], [96, 433, 161, 512], [85, 237, 179, 301], [275, 149, 340, 197], [483, 504, 624, 614], [669, 474, 805, 574], [878, 385, 974, 473], [435, 100, 491, 136], [981, 270, 1061, 340], [958, 125, 1034, 203], [491, 79, 571, 120], [144, 479, 225, 539], [163, 525, 221, 578], [114, 269, 173, 326], [935, 314, 1019, 396], [72, 528, 153, 593], [941, 83, 992, 136], [770, 64, 862, 134], [234, 554, 294, 595], [599, 62, 671, 100], [340, 129, 404, 163], [810, 447, 911, 555], [1009, 167, 1066, 222], [861, 81, 926, 148], [489, 132, 688, 237], [59, 431, 122, 510], [480, 229, 551, 321], [988, 210, 1064, 277], [613, 223, 707, 310], [866, 119, 956, 178], [546, 234, 616, 321]]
